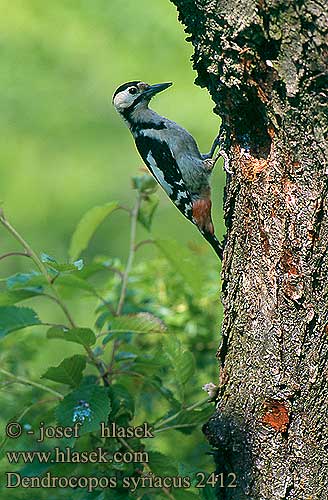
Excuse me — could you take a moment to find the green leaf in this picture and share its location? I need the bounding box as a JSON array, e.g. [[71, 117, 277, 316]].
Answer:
[[138, 195, 159, 231], [133, 355, 167, 376], [55, 274, 98, 295], [167, 405, 214, 435], [156, 239, 204, 294], [69, 201, 118, 261], [107, 313, 166, 334], [0, 289, 42, 306], [108, 384, 135, 421], [0, 306, 41, 338], [47, 327, 96, 347], [55, 385, 111, 435], [174, 491, 200, 500], [41, 355, 87, 387], [163, 336, 195, 400], [47, 261, 84, 274], [201, 485, 218, 500], [132, 174, 157, 193], [6, 272, 46, 290], [177, 350, 195, 386], [148, 451, 178, 476], [165, 336, 195, 384], [40, 253, 57, 264]]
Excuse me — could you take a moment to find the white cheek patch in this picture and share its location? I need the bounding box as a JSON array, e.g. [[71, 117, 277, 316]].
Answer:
[[113, 91, 134, 110], [146, 151, 173, 195]]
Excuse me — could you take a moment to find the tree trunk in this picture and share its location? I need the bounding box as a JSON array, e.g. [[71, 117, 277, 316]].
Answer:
[[170, 1, 328, 498]]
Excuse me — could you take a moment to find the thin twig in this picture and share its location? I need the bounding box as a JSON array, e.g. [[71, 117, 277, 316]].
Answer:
[[0, 210, 109, 384], [116, 194, 141, 315], [154, 423, 198, 434], [0, 368, 64, 399], [154, 397, 210, 430], [134, 239, 155, 252], [0, 209, 76, 328], [0, 251, 30, 262], [107, 194, 142, 377]]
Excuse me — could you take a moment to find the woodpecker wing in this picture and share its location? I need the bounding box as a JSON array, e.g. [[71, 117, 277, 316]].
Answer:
[[135, 135, 193, 220]]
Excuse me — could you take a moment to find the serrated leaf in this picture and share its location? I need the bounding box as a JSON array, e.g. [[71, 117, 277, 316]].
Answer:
[[107, 313, 166, 334], [47, 327, 96, 346], [0, 306, 41, 338], [69, 201, 118, 261], [0, 289, 42, 306], [41, 355, 87, 387], [138, 195, 159, 231], [108, 384, 135, 420], [163, 336, 195, 400], [156, 238, 204, 294], [55, 385, 111, 434], [177, 351, 195, 386]]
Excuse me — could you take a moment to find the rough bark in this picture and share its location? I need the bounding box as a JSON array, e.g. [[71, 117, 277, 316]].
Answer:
[[170, 1, 328, 498]]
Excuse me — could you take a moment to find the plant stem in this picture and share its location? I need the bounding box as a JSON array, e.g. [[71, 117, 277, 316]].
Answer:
[[0, 210, 111, 387], [107, 194, 141, 377], [154, 397, 210, 430], [154, 423, 198, 434], [134, 239, 155, 252], [0, 368, 63, 399], [0, 251, 30, 261], [116, 193, 141, 315], [0, 209, 76, 328]]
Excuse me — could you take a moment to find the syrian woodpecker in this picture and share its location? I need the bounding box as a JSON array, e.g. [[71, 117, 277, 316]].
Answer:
[[112, 81, 228, 259]]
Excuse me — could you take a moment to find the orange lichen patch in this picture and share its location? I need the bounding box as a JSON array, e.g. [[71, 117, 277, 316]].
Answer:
[[307, 229, 315, 242], [259, 223, 270, 254], [240, 155, 269, 181], [261, 399, 289, 432], [280, 248, 300, 276], [219, 367, 229, 387], [268, 125, 275, 139], [325, 324, 328, 335], [192, 199, 214, 233]]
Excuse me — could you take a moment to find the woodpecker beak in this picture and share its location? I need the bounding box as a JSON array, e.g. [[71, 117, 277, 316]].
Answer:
[[143, 82, 172, 97]]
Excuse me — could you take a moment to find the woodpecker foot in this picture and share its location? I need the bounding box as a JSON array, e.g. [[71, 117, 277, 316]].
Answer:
[[202, 129, 233, 174]]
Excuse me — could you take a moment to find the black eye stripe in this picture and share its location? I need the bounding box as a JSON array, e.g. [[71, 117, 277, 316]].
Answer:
[[113, 81, 141, 99]]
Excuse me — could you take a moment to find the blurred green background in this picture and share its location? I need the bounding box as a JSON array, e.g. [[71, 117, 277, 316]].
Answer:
[[0, 0, 225, 267]]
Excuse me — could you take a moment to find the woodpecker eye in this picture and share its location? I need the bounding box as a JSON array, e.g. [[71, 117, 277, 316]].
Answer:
[[129, 87, 138, 95]]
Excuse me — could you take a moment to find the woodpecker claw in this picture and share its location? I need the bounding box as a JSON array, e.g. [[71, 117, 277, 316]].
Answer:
[[203, 129, 232, 174]]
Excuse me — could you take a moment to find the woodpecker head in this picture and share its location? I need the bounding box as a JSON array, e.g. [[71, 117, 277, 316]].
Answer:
[[112, 81, 172, 116]]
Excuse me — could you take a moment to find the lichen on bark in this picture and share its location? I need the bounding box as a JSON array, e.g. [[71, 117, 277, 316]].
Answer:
[[170, 0, 328, 498]]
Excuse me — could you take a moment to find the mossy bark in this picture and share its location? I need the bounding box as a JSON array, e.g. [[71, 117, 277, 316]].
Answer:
[[170, 1, 328, 498]]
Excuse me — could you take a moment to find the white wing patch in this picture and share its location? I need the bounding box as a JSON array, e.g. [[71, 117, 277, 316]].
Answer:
[[146, 151, 173, 195]]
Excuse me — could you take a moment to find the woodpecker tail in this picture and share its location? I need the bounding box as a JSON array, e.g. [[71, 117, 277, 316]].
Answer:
[[201, 229, 223, 260]]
